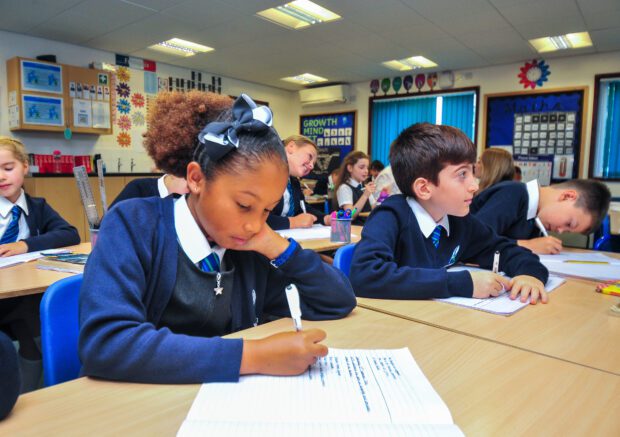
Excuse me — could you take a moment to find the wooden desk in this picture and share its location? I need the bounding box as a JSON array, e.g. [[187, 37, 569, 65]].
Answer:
[[297, 225, 362, 252], [358, 276, 620, 375], [2, 308, 618, 436], [0, 243, 91, 299], [304, 195, 326, 205], [358, 211, 370, 218]]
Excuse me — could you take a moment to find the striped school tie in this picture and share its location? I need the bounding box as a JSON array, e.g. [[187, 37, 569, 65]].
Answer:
[[199, 252, 221, 272], [0, 205, 22, 245], [430, 225, 442, 249], [286, 180, 296, 217]]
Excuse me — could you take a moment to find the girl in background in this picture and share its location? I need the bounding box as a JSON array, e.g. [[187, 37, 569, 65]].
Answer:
[[475, 148, 515, 194], [335, 151, 376, 224]]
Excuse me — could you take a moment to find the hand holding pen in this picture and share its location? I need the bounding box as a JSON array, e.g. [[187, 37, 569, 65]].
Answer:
[[238, 284, 328, 376]]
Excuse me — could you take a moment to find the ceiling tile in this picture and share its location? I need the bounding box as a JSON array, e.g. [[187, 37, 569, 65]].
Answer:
[[0, 0, 84, 32], [160, 0, 239, 28]]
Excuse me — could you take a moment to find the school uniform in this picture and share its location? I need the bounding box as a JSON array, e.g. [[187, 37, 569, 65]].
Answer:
[[0, 190, 80, 252], [0, 331, 20, 420], [267, 176, 326, 230], [110, 175, 169, 208], [350, 194, 548, 299], [471, 180, 541, 240], [336, 178, 373, 225], [1, 190, 79, 384], [79, 195, 356, 384]]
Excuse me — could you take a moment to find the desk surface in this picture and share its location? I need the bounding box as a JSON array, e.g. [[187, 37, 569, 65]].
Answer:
[[0, 243, 91, 300], [2, 308, 618, 436], [358, 276, 620, 375], [297, 225, 362, 252]]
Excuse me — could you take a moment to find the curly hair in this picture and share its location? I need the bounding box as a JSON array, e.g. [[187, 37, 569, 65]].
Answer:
[[143, 91, 233, 177]]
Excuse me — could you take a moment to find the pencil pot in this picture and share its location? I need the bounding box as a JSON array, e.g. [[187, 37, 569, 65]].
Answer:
[[89, 228, 99, 248], [330, 219, 352, 243]]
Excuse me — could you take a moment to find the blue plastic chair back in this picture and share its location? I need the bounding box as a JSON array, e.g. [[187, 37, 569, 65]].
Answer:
[[333, 244, 357, 278], [40, 274, 83, 387], [593, 215, 611, 251]]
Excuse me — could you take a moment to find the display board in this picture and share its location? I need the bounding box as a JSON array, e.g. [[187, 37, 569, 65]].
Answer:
[[6, 57, 112, 135], [484, 87, 587, 183], [300, 111, 356, 177]]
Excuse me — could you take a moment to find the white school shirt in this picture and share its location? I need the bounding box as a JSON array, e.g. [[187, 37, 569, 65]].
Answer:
[[406, 196, 450, 238], [157, 175, 169, 198], [174, 195, 226, 266], [0, 189, 30, 242], [337, 178, 376, 208], [525, 179, 540, 220]]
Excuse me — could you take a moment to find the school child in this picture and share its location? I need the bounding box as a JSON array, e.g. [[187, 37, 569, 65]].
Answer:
[[0, 136, 80, 392], [0, 136, 80, 256], [471, 178, 610, 254], [267, 135, 330, 230], [0, 330, 20, 419], [350, 123, 549, 303], [474, 147, 515, 193], [335, 151, 376, 224], [78, 93, 356, 384], [368, 160, 385, 182], [110, 174, 188, 208], [513, 165, 522, 182]]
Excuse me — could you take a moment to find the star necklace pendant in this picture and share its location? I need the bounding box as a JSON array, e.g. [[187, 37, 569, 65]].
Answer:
[[214, 272, 223, 296]]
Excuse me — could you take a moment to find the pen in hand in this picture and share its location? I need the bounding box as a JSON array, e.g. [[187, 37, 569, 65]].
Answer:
[[492, 250, 500, 274], [285, 284, 302, 331]]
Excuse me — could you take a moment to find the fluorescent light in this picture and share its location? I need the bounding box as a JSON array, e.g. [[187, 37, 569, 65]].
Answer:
[[529, 32, 592, 53], [382, 56, 438, 71], [281, 73, 328, 84], [257, 1, 341, 30], [149, 38, 213, 57]]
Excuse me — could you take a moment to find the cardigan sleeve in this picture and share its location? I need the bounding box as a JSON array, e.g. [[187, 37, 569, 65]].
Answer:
[[23, 197, 80, 252]]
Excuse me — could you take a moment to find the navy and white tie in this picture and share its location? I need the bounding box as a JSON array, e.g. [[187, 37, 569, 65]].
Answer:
[[430, 225, 442, 249], [0, 205, 22, 245]]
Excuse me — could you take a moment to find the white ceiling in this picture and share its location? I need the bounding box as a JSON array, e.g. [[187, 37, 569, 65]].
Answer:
[[1, 0, 619, 90]]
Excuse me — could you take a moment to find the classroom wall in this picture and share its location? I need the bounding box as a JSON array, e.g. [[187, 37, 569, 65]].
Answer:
[[303, 50, 620, 196], [0, 30, 299, 173]]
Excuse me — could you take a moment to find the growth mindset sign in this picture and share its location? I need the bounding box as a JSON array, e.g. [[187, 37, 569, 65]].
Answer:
[[300, 111, 356, 174]]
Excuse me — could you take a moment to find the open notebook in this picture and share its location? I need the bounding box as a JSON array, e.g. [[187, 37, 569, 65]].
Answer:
[[177, 348, 463, 437], [537, 252, 620, 281], [435, 266, 566, 316]]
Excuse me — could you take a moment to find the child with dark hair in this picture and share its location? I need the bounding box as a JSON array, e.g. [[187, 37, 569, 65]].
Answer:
[[471, 178, 611, 254], [350, 123, 549, 303], [368, 160, 385, 181], [79, 93, 356, 384], [267, 135, 330, 230], [111, 91, 232, 207], [335, 151, 376, 224]]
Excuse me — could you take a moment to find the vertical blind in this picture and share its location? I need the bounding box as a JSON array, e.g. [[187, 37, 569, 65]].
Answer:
[[370, 92, 476, 165], [595, 80, 620, 178]]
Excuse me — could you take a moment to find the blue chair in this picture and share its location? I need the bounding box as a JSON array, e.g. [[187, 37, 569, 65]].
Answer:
[[40, 274, 83, 387], [333, 244, 357, 278], [593, 215, 611, 251]]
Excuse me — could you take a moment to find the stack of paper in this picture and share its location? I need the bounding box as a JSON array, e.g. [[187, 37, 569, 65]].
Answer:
[[177, 348, 463, 437], [537, 252, 620, 281], [277, 225, 331, 240], [0, 248, 68, 269]]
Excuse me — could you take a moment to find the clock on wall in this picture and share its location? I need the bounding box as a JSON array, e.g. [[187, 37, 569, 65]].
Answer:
[[518, 59, 550, 89]]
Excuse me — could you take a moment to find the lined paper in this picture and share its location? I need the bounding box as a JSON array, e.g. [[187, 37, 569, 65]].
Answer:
[[0, 248, 68, 269], [437, 266, 566, 315], [178, 348, 462, 436], [538, 252, 620, 281]]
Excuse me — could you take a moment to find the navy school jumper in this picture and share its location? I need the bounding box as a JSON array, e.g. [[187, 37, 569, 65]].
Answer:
[[267, 176, 326, 230], [350, 194, 548, 299]]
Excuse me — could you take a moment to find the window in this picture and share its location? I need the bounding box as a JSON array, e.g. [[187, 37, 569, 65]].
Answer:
[[369, 88, 478, 165], [591, 73, 620, 180]]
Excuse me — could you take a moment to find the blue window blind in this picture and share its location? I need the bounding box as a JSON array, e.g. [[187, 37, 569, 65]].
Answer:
[[370, 91, 476, 165], [442, 93, 475, 141], [371, 96, 436, 165], [593, 80, 620, 178]]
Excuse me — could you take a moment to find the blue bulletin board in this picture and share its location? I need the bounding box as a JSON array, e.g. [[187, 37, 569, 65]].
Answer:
[[300, 111, 356, 176], [484, 88, 586, 183]]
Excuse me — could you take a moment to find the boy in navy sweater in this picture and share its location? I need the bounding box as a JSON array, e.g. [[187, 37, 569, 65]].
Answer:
[[471, 179, 610, 254], [350, 123, 549, 303]]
